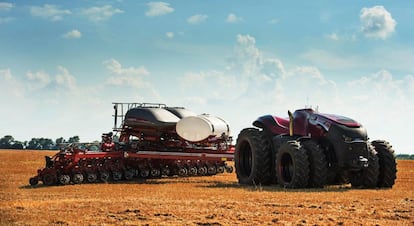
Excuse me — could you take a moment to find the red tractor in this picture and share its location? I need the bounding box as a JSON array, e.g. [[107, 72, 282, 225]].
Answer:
[[235, 109, 397, 188]]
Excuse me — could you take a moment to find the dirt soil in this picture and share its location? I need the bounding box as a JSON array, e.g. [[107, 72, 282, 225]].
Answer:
[[0, 150, 413, 225]]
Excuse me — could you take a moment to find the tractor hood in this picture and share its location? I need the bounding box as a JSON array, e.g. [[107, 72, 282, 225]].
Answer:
[[316, 113, 361, 128]]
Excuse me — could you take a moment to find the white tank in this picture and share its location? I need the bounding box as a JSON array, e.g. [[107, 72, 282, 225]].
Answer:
[[176, 114, 230, 142]]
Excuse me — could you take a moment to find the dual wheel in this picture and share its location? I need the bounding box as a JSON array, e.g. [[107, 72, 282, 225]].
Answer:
[[234, 128, 326, 188]]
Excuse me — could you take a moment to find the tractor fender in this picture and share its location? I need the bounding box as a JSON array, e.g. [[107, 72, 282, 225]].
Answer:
[[253, 115, 290, 135]]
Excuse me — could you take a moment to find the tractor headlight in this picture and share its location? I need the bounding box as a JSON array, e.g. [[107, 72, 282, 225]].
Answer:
[[342, 135, 353, 142]]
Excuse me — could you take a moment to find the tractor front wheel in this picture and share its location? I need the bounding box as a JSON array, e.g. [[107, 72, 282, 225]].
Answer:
[[275, 140, 309, 188], [372, 140, 397, 188]]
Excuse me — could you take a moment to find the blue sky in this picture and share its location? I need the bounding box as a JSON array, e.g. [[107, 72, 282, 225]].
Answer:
[[0, 1, 413, 154]]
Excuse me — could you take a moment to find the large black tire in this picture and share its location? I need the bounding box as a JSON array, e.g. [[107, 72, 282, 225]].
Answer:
[[371, 140, 397, 188], [275, 140, 309, 188], [301, 140, 328, 188], [235, 128, 272, 185], [350, 144, 379, 188]]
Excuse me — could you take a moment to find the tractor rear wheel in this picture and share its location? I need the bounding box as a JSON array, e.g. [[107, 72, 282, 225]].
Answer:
[[302, 140, 328, 188], [275, 140, 309, 188], [372, 140, 397, 188], [350, 144, 379, 188], [235, 128, 272, 185]]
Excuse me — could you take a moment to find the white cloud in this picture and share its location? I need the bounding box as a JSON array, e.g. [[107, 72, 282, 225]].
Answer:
[[187, 14, 208, 24], [360, 5, 396, 40], [26, 70, 51, 90], [226, 13, 243, 23], [0, 68, 24, 98], [301, 49, 359, 70], [25, 66, 78, 92], [179, 70, 247, 106], [103, 59, 162, 102], [0, 68, 12, 80], [82, 5, 123, 22], [166, 31, 174, 38], [63, 29, 82, 39], [268, 18, 279, 24], [343, 70, 414, 149], [145, 2, 174, 17], [104, 58, 150, 88], [104, 58, 149, 76], [0, 17, 13, 24], [347, 70, 411, 102], [55, 66, 77, 91], [179, 34, 338, 108], [326, 32, 339, 41], [30, 4, 71, 21], [0, 66, 109, 144], [228, 34, 261, 77], [0, 2, 13, 11]]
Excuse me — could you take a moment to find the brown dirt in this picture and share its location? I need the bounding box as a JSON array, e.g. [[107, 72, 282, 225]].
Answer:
[[0, 150, 413, 225]]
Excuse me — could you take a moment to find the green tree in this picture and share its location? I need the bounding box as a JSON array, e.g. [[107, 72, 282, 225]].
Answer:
[[39, 138, 55, 150], [0, 135, 14, 149], [68, 136, 80, 143], [11, 141, 24, 149], [55, 137, 66, 145], [27, 138, 41, 150], [0, 135, 24, 149]]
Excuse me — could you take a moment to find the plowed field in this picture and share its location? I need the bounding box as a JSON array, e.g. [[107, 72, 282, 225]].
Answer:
[[0, 150, 413, 225]]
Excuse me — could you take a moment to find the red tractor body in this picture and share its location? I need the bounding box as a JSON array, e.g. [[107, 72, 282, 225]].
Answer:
[[235, 108, 397, 189]]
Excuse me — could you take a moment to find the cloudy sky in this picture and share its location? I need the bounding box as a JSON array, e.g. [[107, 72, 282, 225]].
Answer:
[[0, 1, 413, 154]]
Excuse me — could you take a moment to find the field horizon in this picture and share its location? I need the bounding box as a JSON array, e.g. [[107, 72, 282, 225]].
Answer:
[[1, 150, 413, 225]]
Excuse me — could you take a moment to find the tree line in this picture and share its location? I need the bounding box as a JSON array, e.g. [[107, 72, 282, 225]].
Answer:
[[1, 135, 413, 158], [396, 154, 414, 160], [0, 135, 80, 150]]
